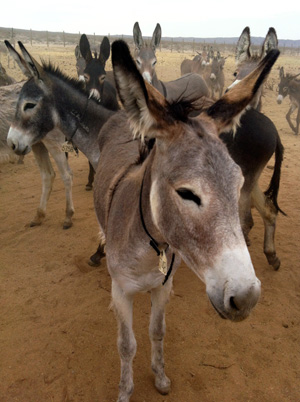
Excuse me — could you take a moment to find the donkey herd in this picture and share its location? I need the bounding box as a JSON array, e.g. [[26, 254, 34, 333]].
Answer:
[[0, 22, 297, 401]]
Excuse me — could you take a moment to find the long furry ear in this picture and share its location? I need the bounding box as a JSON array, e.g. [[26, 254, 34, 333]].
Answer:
[[80, 34, 93, 63], [99, 36, 110, 66], [235, 27, 251, 64], [133, 22, 144, 50], [17, 41, 45, 79], [5, 40, 31, 78], [112, 40, 171, 141], [279, 66, 284, 79], [206, 49, 280, 133], [150, 23, 161, 50], [262, 27, 278, 57]]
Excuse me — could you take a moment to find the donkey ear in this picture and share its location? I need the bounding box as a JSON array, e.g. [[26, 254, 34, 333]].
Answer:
[[133, 22, 144, 50], [112, 40, 170, 141], [99, 36, 110, 66], [5, 40, 32, 78], [279, 66, 284, 79], [236, 27, 251, 64], [150, 23, 161, 50], [17, 41, 45, 79], [75, 45, 82, 60], [206, 49, 280, 133], [80, 34, 93, 63], [262, 27, 278, 57]]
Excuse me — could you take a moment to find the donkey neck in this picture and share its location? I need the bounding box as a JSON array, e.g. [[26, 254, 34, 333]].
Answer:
[[52, 78, 115, 169]]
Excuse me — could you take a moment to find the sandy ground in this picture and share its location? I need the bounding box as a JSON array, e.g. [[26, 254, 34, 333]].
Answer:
[[0, 45, 300, 401]]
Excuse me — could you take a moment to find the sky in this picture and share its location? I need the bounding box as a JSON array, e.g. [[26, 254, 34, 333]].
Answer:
[[2, 0, 300, 40]]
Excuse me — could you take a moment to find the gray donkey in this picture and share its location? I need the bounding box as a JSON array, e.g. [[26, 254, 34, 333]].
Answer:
[[93, 41, 279, 401]]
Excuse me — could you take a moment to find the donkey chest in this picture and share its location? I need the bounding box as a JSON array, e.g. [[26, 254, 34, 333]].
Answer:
[[106, 247, 174, 294]]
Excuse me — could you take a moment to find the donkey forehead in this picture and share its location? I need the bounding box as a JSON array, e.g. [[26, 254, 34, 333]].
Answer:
[[84, 59, 106, 75], [19, 79, 46, 101], [157, 126, 241, 181], [236, 59, 259, 78], [135, 47, 156, 62]]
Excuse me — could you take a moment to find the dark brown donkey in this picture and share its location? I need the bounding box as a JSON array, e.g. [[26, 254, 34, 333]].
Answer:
[[133, 22, 209, 105], [277, 66, 300, 135], [79, 34, 119, 190]]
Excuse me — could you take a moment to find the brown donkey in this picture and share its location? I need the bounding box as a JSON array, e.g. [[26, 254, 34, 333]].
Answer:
[[93, 40, 279, 401], [133, 22, 209, 105], [277, 66, 300, 135], [227, 26, 278, 111]]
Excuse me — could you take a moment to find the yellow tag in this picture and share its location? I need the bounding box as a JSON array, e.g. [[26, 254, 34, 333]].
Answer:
[[61, 141, 75, 153], [158, 250, 168, 275]]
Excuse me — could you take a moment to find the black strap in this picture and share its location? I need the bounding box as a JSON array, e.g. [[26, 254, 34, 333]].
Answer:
[[139, 168, 160, 256], [139, 167, 175, 285]]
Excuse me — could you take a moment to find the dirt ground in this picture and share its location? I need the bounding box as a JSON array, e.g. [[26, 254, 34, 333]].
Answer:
[[0, 44, 299, 402]]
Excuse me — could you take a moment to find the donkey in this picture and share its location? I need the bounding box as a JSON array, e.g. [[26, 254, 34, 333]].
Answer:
[[0, 81, 24, 163], [79, 34, 119, 190], [93, 40, 279, 401], [133, 22, 209, 105], [277, 66, 300, 135], [205, 56, 225, 99], [79, 34, 118, 109], [223, 27, 284, 270], [5, 40, 115, 229], [227, 26, 278, 111], [0, 61, 16, 86]]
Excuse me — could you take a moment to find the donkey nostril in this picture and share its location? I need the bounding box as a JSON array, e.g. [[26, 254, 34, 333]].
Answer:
[[12, 144, 16, 150], [229, 296, 239, 311]]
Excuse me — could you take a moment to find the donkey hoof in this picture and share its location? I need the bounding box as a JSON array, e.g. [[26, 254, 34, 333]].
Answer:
[[63, 222, 73, 230], [272, 257, 281, 271], [85, 184, 93, 191], [30, 220, 42, 227], [266, 253, 281, 270], [155, 376, 171, 395]]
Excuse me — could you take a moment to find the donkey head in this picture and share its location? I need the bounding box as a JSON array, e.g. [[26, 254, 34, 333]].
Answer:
[[112, 40, 279, 321], [79, 34, 111, 100], [133, 22, 161, 84], [227, 27, 278, 109]]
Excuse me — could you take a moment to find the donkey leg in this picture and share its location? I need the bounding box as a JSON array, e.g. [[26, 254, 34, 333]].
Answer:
[[295, 107, 300, 135], [31, 143, 55, 227], [48, 144, 75, 229], [286, 104, 297, 133], [238, 188, 254, 246], [149, 279, 173, 395], [85, 161, 95, 191], [251, 183, 280, 270], [111, 280, 136, 402]]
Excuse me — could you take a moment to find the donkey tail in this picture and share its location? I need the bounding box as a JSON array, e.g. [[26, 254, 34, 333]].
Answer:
[[264, 133, 286, 216]]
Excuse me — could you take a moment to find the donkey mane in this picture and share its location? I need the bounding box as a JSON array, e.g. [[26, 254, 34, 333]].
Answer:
[[41, 61, 104, 104]]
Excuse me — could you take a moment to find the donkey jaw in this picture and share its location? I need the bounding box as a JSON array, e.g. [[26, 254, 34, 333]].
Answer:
[[7, 127, 32, 155]]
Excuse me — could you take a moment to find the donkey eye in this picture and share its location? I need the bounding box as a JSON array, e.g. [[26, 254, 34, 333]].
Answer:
[[84, 74, 90, 82], [176, 188, 201, 206], [233, 71, 238, 77], [24, 102, 36, 112]]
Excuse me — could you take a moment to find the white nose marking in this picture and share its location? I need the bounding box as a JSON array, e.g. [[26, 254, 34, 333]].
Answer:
[[142, 71, 152, 84]]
